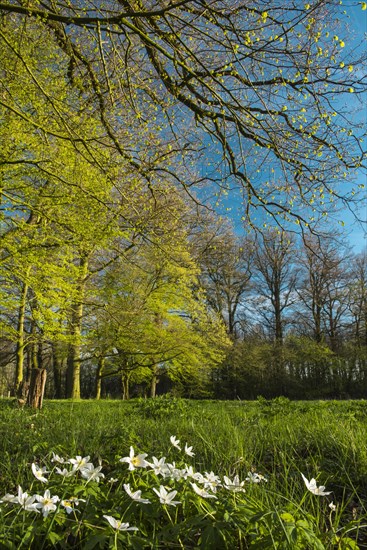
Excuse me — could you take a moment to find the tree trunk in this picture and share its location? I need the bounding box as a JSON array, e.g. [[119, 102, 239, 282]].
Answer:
[[95, 356, 105, 400], [17, 378, 30, 406], [27, 368, 47, 409], [150, 315, 162, 398], [52, 342, 64, 399], [66, 255, 88, 399], [274, 273, 283, 344], [30, 293, 43, 370], [31, 341, 39, 369], [66, 336, 81, 399], [14, 280, 29, 396], [122, 370, 130, 400], [273, 343, 286, 395], [150, 365, 159, 398]]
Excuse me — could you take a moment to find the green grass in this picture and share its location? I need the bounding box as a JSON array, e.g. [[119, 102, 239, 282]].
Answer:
[[1, 397, 367, 548], [1, 397, 367, 500]]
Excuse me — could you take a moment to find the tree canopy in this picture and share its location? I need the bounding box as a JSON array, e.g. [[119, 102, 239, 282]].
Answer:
[[1, 0, 366, 231]]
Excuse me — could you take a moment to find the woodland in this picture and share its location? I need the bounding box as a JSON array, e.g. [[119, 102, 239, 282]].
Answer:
[[0, 0, 366, 402]]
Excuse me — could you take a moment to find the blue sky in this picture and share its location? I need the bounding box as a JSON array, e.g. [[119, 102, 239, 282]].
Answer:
[[338, 205, 366, 252], [210, 3, 367, 254], [341, 3, 367, 253]]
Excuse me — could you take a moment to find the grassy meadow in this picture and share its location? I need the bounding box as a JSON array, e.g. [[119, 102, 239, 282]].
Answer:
[[0, 397, 366, 548]]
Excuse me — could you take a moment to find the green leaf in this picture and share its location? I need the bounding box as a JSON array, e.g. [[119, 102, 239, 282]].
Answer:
[[47, 531, 65, 545], [81, 534, 109, 550]]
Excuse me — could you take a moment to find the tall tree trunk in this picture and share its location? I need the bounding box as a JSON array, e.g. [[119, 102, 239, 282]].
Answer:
[[14, 279, 29, 396], [37, 340, 43, 369], [122, 371, 130, 400], [30, 317, 39, 370], [150, 365, 158, 398], [313, 303, 323, 343], [95, 356, 105, 400], [27, 368, 47, 409], [150, 314, 162, 398], [66, 255, 89, 399], [52, 342, 64, 399], [30, 292, 43, 370], [66, 309, 83, 399]]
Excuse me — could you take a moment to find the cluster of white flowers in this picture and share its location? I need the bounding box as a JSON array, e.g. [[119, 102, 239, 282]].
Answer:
[[0, 485, 85, 518], [0, 436, 333, 534], [0, 454, 103, 521], [51, 453, 105, 482], [116, 436, 269, 509], [246, 471, 268, 484]]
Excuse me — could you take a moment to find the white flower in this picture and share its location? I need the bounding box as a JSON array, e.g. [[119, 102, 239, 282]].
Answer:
[[7, 486, 40, 512], [1, 492, 18, 504], [191, 482, 217, 499], [223, 475, 246, 493], [31, 463, 48, 483], [61, 496, 85, 514], [165, 462, 186, 481], [329, 501, 337, 512], [153, 485, 181, 506], [103, 515, 138, 531], [184, 443, 195, 457], [120, 447, 148, 471], [51, 453, 65, 464], [61, 499, 76, 514], [183, 465, 204, 482], [108, 477, 118, 484], [148, 456, 170, 477], [17, 487, 38, 510], [246, 472, 268, 483], [55, 466, 74, 477], [35, 489, 60, 517], [203, 471, 222, 493], [183, 465, 195, 478], [68, 456, 93, 472], [71, 496, 85, 505], [170, 435, 181, 450], [301, 473, 331, 496], [123, 483, 151, 504], [80, 463, 105, 483]]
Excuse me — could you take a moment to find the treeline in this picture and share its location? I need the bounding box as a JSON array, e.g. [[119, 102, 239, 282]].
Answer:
[[1, 203, 366, 399], [203, 229, 367, 399]]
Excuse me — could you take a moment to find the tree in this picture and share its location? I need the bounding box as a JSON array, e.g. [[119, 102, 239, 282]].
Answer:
[[339, 251, 367, 396], [87, 187, 230, 398], [252, 230, 297, 344], [245, 230, 297, 394], [284, 335, 335, 398], [0, 15, 168, 398], [296, 236, 349, 344], [347, 252, 367, 348], [196, 218, 254, 338]]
